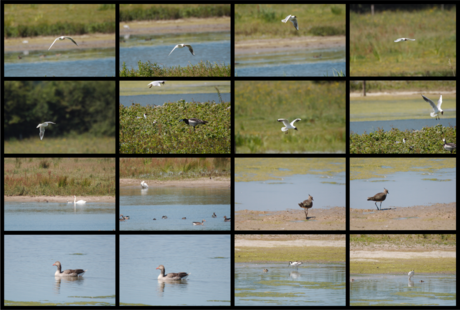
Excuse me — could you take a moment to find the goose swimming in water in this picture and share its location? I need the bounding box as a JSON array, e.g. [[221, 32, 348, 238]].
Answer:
[[53, 261, 86, 277], [193, 220, 205, 225], [156, 265, 189, 280]]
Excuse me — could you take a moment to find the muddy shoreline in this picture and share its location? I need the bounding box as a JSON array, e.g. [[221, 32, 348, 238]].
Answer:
[[236, 207, 345, 230], [120, 178, 230, 188], [4, 195, 115, 203], [351, 203, 456, 230]]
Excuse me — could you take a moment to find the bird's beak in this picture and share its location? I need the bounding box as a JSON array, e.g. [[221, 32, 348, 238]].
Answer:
[[295, 128, 298, 130], [441, 111, 444, 115]]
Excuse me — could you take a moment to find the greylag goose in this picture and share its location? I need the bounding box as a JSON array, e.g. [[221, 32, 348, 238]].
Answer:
[[156, 265, 189, 280], [193, 220, 205, 225], [53, 261, 86, 277], [367, 188, 389, 210], [212, 212, 217, 218], [223, 216, 231, 222], [298, 194, 314, 219], [263, 269, 269, 273], [182, 217, 186, 219]]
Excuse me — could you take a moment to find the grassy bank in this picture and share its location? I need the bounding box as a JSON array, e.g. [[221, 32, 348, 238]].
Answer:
[[235, 246, 345, 263], [235, 81, 345, 153], [350, 126, 456, 154], [350, 8, 456, 76], [120, 61, 230, 77], [120, 158, 230, 180], [119, 101, 231, 154], [4, 158, 115, 196], [4, 4, 115, 38], [235, 4, 345, 40], [351, 234, 456, 248], [120, 4, 230, 21], [350, 80, 456, 93], [120, 80, 230, 96]]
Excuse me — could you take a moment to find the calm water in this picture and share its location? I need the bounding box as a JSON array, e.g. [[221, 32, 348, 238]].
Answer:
[[236, 262, 345, 306], [235, 172, 345, 212], [120, 93, 231, 107], [235, 48, 345, 76], [120, 235, 230, 306], [350, 274, 456, 306], [120, 186, 231, 231], [4, 235, 115, 306], [4, 201, 115, 231], [4, 48, 115, 77], [120, 32, 230, 70], [350, 118, 457, 135], [351, 168, 456, 210]]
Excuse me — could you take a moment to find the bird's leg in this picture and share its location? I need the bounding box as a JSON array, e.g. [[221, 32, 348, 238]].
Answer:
[[375, 202, 379, 210], [305, 209, 308, 220]]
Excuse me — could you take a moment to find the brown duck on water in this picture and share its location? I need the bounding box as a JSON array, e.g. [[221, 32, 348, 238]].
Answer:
[[298, 194, 313, 219], [367, 188, 389, 210]]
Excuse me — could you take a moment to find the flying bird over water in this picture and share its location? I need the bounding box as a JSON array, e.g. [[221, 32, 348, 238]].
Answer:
[[168, 44, 194, 56], [37, 122, 56, 140], [421, 94, 443, 120], [282, 15, 299, 30], [394, 38, 415, 42], [48, 36, 78, 50]]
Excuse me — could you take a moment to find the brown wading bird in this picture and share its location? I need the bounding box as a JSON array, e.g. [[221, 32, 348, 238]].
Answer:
[[367, 188, 389, 210], [298, 194, 314, 219]]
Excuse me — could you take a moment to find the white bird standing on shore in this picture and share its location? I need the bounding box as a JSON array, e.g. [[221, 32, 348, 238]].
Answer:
[[37, 122, 56, 140], [278, 118, 301, 134], [282, 15, 299, 30], [148, 81, 166, 88], [141, 181, 148, 189], [421, 94, 443, 120], [394, 38, 415, 42], [168, 44, 194, 56], [48, 36, 78, 50]]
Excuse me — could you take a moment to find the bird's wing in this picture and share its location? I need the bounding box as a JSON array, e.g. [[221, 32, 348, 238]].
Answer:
[[65, 37, 78, 46], [37, 123, 42, 128], [290, 118, 301, 126], [46, 122, 56, 125], [421, 95, 437, 111], [48, 37, 60, 50], [185, 45, 194, 55], [277, 119, 289, 126], [407, 38, 416, 41], [394, 38, 403, 42], [168, 45, 179, 56], [281, 15, 290, 23], [292, 19, 299, 30], [437, 95, 442, 109]]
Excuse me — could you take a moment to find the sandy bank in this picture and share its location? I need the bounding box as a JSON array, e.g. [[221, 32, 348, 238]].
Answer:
[[351, 250, 455, 260], [236, 239, 345, 248], [4, 195, 115, 203], [120, 178, 230, 188]]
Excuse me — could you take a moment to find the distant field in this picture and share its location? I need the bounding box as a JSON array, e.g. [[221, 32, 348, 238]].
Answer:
[[235, 81, 346, 153], [120, 4, 230, 21], [4, 136, 115, 154], [120, 81, 230, 96], [120, 61, 230, 77], [350, 8, 456, 76], [350, 81, 456, 93]]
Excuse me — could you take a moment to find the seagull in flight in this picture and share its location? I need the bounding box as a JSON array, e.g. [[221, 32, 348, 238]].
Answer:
[[282, 15, 298, 30], [148, 81, 166, 88], [421, 94, 443, 120], [168, 44, 194, 56], [48, 36, 78, 50], [394, 38, 415, 42], [37, 122, 56, 140], [278, 118, 301, 134]]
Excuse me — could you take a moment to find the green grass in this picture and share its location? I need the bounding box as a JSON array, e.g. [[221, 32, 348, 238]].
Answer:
[[4, 4, 115, 38], [235, 246, 345, 263], [4, 136, 115, 154], [350, 125, 456, 154], [350, 8, 456, 76], [120, 61, 230, 77], [235, 81, 345, 153], [235, 4, 345, 40], [120, 81, 230, 96], [350, 80, 456, 93], [4, 158, 115, 196], [120, 4, 230, 21], [120, 101, 231, 154]]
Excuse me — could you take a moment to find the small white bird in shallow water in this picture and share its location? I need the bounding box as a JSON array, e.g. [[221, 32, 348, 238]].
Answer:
[[282, 15, 299, 30], [442, 138, 456, 153], [278, 118, 301, 134], [48, 36, 78, 50], [289, 261, 302, 268], [408, 270, 414, 279], [148, 81, 166, 88], [141, 181, 148, 189], [37, 122, 56, 140], [421, 94, 443, 120], [394, 38, 415, 42], [168, 44, 194, 56]]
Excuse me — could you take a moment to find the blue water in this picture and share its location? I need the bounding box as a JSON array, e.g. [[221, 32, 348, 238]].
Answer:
[[236, 262, 345, 306], [120, 235, 230, 306], [351, 274, 456, 306], [351, 168, 456, 210], [120, 93, 231, 107], [350, 118, 457, 135], [236, 60, 345, 77], [4, 235, 115, 306]]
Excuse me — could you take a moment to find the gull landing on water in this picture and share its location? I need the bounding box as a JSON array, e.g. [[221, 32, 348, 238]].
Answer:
[[37, 122, 56, 140], [148, 81, 166, 88], [421, 94, 443, 120], [394, 38, 415, 42], [48, 36, 78, 50], [168, 44, 194, 56], [282, 15, 298, 30], [278, 118, 301, 134]]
